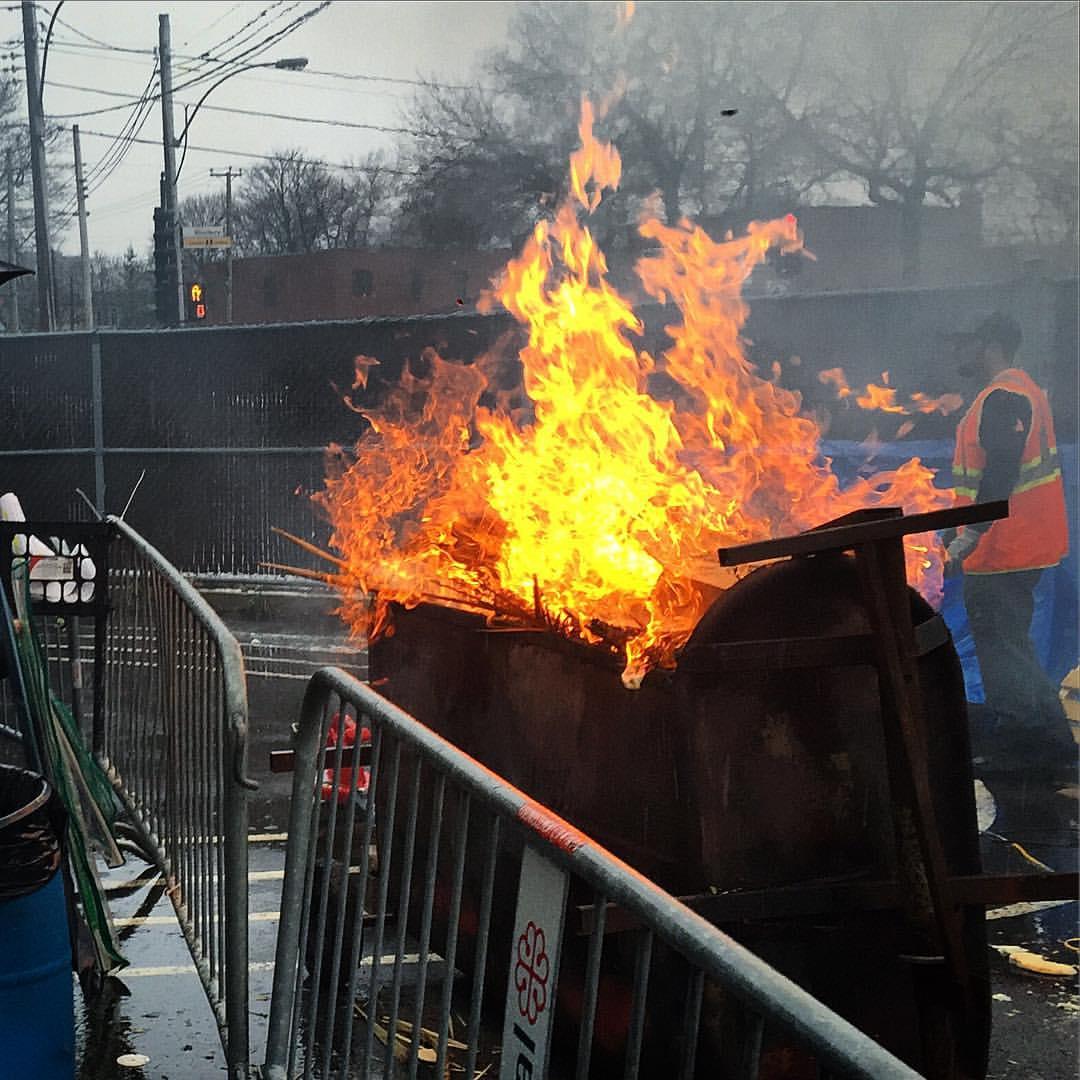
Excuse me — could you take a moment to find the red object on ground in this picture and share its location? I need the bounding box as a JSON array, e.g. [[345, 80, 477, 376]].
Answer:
[[320, 712, 371, 804]]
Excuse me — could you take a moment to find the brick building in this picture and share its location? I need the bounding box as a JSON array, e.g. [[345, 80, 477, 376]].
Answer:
[[189, 203, 1076, 325], [195, 247, 511, 324]]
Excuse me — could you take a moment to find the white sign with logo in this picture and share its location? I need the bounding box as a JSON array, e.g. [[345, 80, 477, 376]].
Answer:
[[499, 845, 569, 1080]]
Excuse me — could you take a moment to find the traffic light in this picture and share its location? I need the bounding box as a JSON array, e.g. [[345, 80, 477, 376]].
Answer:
[[153, 205, 178, 325], [187, 282, 207, 321]]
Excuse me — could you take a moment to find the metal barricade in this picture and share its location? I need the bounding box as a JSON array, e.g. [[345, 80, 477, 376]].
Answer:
[[263, 666, 922, 1080], [97, 516, 255, 1079]]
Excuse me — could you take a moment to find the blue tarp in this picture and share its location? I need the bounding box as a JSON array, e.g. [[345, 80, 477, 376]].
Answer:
[[823, 440, 1078, 701]]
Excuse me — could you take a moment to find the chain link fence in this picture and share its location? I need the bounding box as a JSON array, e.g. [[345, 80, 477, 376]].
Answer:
[[1, 276, 1075, 576]]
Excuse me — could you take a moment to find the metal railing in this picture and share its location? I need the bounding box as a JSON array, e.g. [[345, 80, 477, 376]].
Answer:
[[263, 666, 922, 1080], [97, 516, 255, 1079]]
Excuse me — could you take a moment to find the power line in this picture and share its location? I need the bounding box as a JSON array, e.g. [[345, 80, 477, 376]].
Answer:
[[173, 1, 330, 91], [15, 33, 490, 95], [74, 125, 422, 177], [45, 11, 150, 54], [175, 56, 491, 94], [82, 69, 158, 192], [183, 2, 247, 44], [45, 79, 427, 136], [27, 1, 332, 110], [52, 61, 159, 223], [171, 99, 425, 137], [299, 66, 489, 93], [189, 1, 297, 66], [44, 79, 161, 118], [189, 0, 291, 59], [41, 42, 413, 101]]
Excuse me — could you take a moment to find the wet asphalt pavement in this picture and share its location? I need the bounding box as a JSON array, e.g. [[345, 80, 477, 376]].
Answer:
[[69, 579, 1078, 1079], [76, 580, 359, 1079]]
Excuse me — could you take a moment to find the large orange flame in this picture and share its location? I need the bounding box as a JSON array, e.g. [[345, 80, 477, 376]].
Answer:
[[318, 101, 952, 687]]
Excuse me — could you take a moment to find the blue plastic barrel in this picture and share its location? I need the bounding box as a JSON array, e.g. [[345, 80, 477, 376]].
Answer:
[[0, 770, 75, 1079]]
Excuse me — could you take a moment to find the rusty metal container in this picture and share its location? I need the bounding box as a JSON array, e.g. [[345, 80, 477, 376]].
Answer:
[[370, 551, 990, 1076]]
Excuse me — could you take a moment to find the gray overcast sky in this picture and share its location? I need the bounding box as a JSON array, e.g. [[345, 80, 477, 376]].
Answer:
[[2, 1, 513, 256]]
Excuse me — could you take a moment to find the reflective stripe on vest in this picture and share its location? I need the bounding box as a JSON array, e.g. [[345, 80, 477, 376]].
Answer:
[[952, 367, 1068, 573]]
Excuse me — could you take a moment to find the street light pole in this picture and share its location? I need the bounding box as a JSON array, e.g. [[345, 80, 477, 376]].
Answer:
[[21, 0, 54, 330], [160, 45, 305, 326], [6, 148, 20, 332], [158, 13, 185, 325], [210, 166, 242, 323], [72, 124, 94, 329]]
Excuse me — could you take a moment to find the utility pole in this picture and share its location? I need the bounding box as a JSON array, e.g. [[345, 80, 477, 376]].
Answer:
[[5, 147, 20, 332], [72, 125, 94, 329], [158, 12, 184, 324], [21, 0, 55, 330], [210, 166, 241, 322]]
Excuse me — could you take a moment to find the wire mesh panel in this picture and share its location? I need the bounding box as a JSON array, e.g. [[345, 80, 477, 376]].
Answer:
[[97, 516, 254, 1079], [263, 667, 922, 1080], [96, 313, 515, 574], [1, 284, 1076, 572]]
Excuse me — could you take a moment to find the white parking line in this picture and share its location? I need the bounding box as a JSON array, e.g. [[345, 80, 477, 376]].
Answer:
[[114, 911, 282, 927], [121, 954, 440, 978], [123, 960, 277, 978], [105, 866, 368, 891]]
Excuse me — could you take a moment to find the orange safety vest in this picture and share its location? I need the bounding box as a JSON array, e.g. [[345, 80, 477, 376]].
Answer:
[[953, 367, 1068, 574]]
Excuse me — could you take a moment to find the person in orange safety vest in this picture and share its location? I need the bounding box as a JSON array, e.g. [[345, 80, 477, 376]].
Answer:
[[945, 312, 1074, 774]]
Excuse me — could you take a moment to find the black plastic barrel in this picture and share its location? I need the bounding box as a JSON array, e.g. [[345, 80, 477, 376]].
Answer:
[[0, 764, 75, 1078]]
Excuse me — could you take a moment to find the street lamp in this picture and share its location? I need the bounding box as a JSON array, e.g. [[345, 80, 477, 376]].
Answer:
[[174, 57, 309, 180], [157, 19, 307, 325], [172, 56, 309, 326]]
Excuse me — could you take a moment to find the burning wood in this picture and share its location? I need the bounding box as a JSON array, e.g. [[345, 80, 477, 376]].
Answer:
[[270, 526, 350, 569], [310, 99, 952, 687]]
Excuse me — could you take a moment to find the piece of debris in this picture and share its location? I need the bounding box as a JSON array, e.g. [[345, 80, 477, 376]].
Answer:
[[1006, 950, 1078, 979], [116, 1053, 151, 1068], [986, 899, 1072, 921], [354, 1006, 437, 1066], [973, 779, 997, 833], [992, 992, 1012, 1002], [390, 1015, 468, 1052]]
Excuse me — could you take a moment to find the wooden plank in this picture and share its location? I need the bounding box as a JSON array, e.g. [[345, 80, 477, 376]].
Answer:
[[717, 501, 1008, 566]]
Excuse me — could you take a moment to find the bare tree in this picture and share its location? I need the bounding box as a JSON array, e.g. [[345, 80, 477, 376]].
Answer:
[[395, 81, 558, 248], [2, 76, 72, 266], [89, 246, 155, 328], [351, 154, 390, 247], [394, 1, 1076, 271], [395, 1, 830, 246], [984, 113, 1079, 248], [783, 1, 1079, 280], [204, 149, 397, 256]]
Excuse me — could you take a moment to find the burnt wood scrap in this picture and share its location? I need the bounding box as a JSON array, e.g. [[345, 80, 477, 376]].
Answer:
[[269, 524, 652, 661]]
